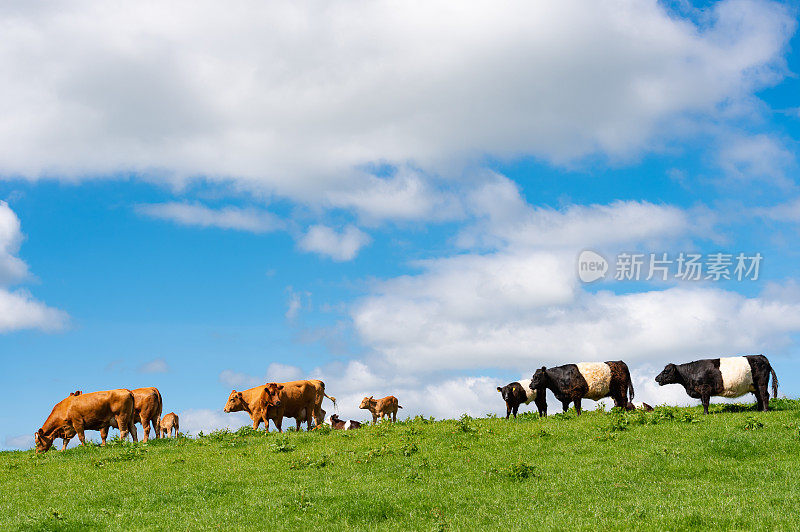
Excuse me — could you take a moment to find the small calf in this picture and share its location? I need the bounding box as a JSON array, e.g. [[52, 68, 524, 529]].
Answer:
[[359, 395, 402, 423], [160, 412, 179, 438], [326, 414, 362, 430]]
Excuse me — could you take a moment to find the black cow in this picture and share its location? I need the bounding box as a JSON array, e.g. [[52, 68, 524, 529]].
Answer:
[[655, 354, 778, 414], [530, 361, 634, 416], [496, 379, 546, 418]]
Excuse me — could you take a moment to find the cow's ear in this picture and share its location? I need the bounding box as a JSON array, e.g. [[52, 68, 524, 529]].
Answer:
[[277, 385, 284, 390], [496, 387, 502, 392], [74, 390, 81, 396], [540, 366, 547, 371], [237, 392, 244, 399]]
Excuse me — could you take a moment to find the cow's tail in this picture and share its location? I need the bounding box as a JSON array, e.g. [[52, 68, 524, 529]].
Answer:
[[320, 381, 337, 410], [771, 366, 779, 399], [397, 404, 403, 409]]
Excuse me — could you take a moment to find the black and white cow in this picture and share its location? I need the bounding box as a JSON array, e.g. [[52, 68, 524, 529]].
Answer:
[[326, 414, 362, 430], [496, 379, 546, 418], [530, 361, 634, 416], [655, 354, 778, 414]]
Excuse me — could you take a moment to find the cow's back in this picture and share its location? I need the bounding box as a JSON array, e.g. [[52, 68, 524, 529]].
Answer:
[[66, 389, 134, 429]]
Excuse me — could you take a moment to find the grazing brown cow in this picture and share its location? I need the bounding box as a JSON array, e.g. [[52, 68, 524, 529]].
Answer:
[[35, 389, 138, 453], [160, 412, 179, 438], [224, 379, 336, 430], [259, 381, 318, 432], [359, 395, 402, 423], [132, 387, 163, 442]]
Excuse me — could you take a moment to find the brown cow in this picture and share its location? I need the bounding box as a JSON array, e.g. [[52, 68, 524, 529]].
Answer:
[[132, 387, 163, 442], [160, 412, 179, 438], [223, 387, 269, 429], [259, 381, 318, 432], [35, 389, 138, 453], [359, 395, 402, 423], [224, 379, 336, 430]]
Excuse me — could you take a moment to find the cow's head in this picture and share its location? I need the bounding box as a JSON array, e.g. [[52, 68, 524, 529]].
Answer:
[[530, 367, 548, 391], [34, 428, 54, 453], [260, 383, 284, 409], [70, 391, 82, 397], [497, 384, 512, 402], [329, 414, 341, 423], [655, 364, 679, 386], [359, 396, 375, 409], [224, 390, 247, 413]]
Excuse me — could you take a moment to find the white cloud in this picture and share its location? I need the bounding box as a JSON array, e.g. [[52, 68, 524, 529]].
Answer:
[[218, 369, 260, 389], [266, 363, 303, 383], [717, 134, 794, 185], [137, 357, 169, 374], [298, 225, 371, 261], [179, 408, 251, 435], [136, 202, 284, 233], [0, 204, 67, 333], [459, 176, 701, 250], [0, 201, 29, 284], [351, 194, 800, 373], [0, 0, 792, 204], [758, 197, 800, 223]]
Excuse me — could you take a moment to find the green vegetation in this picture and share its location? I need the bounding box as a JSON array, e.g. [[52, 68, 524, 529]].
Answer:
[[3, 400, 800, 531]]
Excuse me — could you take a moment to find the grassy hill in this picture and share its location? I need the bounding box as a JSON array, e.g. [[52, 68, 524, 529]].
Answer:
[[2, 400, 800, 531]]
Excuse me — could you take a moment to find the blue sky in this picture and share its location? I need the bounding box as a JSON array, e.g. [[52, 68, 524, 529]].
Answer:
[[2, 0, 800, 448]]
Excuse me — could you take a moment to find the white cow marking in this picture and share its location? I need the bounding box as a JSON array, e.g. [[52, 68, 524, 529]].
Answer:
[[718, 357, 755, 398], [344, 420, 352, 430], [517, 379, 537, 404], [576, 362, 611, 400]]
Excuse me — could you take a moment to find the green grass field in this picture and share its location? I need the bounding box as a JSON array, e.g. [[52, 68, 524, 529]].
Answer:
[[3, 401, 800, 531]]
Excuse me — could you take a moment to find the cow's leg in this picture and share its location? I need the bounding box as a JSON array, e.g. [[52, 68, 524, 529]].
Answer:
[[392, 410, 397, 422], [73, 421, 87, 446], [562, 401, 571, 413], [61, 438, 69, 451], [141, 415, 150, 442], [505, 404, 512, 419], [512, 405, 519, 418], [275, 417, 283, 433], [100, 426, 109, 446], [574, 398, 582, 416], [251, 416, 260, 430], [701, 393, 710, 415]]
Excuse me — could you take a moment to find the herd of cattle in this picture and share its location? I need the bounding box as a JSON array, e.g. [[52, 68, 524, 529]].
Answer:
[[34, 354, 779, 453]]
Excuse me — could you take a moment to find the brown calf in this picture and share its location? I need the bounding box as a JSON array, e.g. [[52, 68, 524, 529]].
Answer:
[[35, 389, 138, 453], [160, 412, 179, 438], [359, 395, 402, 423]]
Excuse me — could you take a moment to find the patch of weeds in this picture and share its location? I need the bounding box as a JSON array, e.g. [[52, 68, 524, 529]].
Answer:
[[404, 426, 421, 437], [271, 435, 295, 453], [677, 411, 700, 423], [531, 429, 552, 438], [411, 415, 435, 424], [358, 445, 393, 463], [552, 411, 576, 421], [596, 401, 607, 413], [608, 409, 629, 432], [290, 454, 331, 470], [742, 415, 764, 431], [707, 435, 762, 460], [451, 442, 468, 451], [767, 398, 800, 411], [488, 461, 539, 481], [314, 423, 332, 435], [457, 414, 477, 433], [235, 426, 261, 437], [430, 507, 448, 531], [400, 441, 419, 457]]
